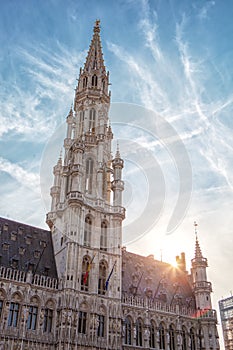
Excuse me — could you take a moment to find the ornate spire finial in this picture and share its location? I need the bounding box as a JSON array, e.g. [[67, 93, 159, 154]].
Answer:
[[115, 140, 121, 158], [94, 19, 101, 33], [194, 221, 198, 237]]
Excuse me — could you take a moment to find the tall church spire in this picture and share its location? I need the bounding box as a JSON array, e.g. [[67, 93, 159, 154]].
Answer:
[[191, 223, 212, 309], [74, 19, 110, 111], [83, 20, 106, 74]]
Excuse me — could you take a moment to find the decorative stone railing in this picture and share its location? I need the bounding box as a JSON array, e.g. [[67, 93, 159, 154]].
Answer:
[[122, 293, 217, 320], [67, 191, 125, 217], [0, 266, 58, 290]]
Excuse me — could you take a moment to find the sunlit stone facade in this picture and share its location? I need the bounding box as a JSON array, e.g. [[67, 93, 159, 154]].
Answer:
[[0, 21, 219, 350]]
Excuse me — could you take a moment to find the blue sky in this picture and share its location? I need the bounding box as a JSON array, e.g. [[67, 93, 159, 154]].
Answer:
[[0, 0, 233, 343]]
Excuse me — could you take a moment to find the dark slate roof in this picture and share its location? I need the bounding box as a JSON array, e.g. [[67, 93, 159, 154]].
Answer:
[[0, 217, 57, 279], [122, 249, 196, 308]]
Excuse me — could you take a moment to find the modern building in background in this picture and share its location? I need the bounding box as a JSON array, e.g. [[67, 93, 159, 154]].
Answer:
[[0, 21, 220, 350], [219, 295, 233, 350]]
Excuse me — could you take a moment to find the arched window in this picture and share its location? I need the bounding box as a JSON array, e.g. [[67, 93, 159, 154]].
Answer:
[[159, 323, 165, 350], [83, 76, 88, 88], [27, 297, 40, 331], [182, 326, 187, 350], [124, 316, 132, 345], [92, 74, 98, 87], [84, 216, 92, 247], [86, 158, 94, 194], [80, 110, 85, 134], [100, 221, 107, 251], [136, 318, 143, 346], [169, 324, 176, 350], [81, 256, 90, 291], [43, 308, 53, 333], [149, 321, 156, 348], [98, 260, 107, 295], [190, 328, 196, 350], [8, 302, 20, 327], [97, 314, 105, 337], [89, 108, 96, 132], [78, 311, 87, 334]]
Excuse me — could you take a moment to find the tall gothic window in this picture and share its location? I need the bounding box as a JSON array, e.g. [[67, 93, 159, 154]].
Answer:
[[0, 300, 3, 319], [136, 318, 143, 346], [84, 216, 92, 247], [159, 323, 165, 350], [190, 328, 196, 350], [169, 324, 176, 350], [43, 308, 53, 333], [81, 255, 90, 291], [89, 108, 96, 132], [92, 74, 98, 87], [8, 302, 19, 327], [83, 76, 88, 88], [80, 110, 85, 134], [78, 311, 87, 334], [124, 316, 132, 345], [182, 326, 187, 350], [100, 221, 107, 251], [149, 321, 156, 348], [27, 306, 38, 330], [97, 315, 105, 337], [86, 158, 94, 194], [98, 260, 107, 295]]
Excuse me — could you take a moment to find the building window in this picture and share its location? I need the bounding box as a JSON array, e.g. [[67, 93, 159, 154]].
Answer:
[[78, 311, 87, 334], [190, 328, 196, 350], [80, 110, 85, 134], [100, 221, 107, 251], [0, 300, 3, 319], [159, 323, 165, 350], [83, 76, 88, 88], [85, 158, 94, 194], [98, 260, 107, 295], [136, 319, 143, 346], [149, 321, 156, 348], [97, 315, 105, 337], [81, 256, 90, 291], [124, 316, 132, 345], [169, 325, 176, 350], [8, 302, 19, 327], [84, 216, 92, 246], [89, 108, 96, 132], [92, 74, 97, 87], [27, 306, 38, 330], [43, 308, 53, 333], [182, 326, 187, 350]]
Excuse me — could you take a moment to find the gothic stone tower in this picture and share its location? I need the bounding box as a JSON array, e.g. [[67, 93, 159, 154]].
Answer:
[[46, 20, 125, 348]]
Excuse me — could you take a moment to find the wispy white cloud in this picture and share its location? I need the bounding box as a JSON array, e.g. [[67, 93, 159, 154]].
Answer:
[[0, 157, 39, 192]]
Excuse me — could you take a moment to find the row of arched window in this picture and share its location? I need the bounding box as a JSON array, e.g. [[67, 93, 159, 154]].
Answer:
[[81, 256, 108, 295], [124, 317, 197, 350], [0, 294, 54, 333], [84, 216, 107, 250], [82, 75, 106, 91]]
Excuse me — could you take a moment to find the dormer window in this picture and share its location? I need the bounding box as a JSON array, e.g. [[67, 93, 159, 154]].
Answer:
[[2, 242, 9, 251], [10, 231, 17, 241], [25, 235, 32, 245], [3, 224, 8, 232], [11, 258, 18, 269]]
